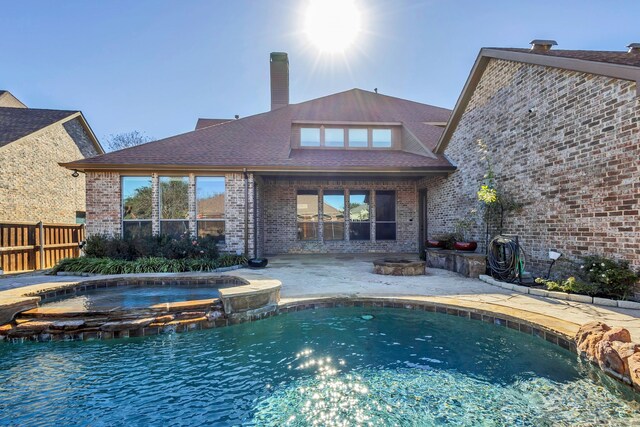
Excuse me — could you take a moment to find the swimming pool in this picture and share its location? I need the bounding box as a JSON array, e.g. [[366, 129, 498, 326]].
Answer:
[[0, 307, 638, 426]]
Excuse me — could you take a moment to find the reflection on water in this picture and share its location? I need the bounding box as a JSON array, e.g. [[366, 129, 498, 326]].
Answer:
[[0, 308, 639, 426]]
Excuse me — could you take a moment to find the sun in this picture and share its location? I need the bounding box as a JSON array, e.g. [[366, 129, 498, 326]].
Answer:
[[304, 0, 362, 53]]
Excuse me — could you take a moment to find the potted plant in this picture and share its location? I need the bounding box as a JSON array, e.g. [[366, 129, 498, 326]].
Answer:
[[453, 213, 478, 252], [430, 233, 456, 250]]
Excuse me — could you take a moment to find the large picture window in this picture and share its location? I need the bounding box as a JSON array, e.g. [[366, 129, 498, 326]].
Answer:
[[159, 176, 189, 237], [122, 176, 152, 239], [349, 190, 370, 240], [196, 177, 225, 243], [375, 190, 396, 240], [297, 190, 319, 240], [323, 190, 345, 240]]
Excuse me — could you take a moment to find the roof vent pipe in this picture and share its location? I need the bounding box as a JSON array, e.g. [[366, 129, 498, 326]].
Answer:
[[627, 43, 640, 54], [529, 39, 557, 51], [270, 52, 289, 111]]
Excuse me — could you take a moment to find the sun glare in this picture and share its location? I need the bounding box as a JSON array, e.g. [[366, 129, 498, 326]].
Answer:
[[304, 0, 362, 53]]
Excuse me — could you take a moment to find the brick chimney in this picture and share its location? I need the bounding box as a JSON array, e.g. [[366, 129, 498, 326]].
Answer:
[[270, 52, 289, 111], [529, 39, 557, 51]]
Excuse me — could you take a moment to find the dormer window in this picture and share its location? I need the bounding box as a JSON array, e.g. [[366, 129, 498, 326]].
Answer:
[[296, 125, 397, 149], [348, 129, 368, 147], [372, 129, 392, 148], [324, 128, 345, 147], [301, 127, 321, 147]]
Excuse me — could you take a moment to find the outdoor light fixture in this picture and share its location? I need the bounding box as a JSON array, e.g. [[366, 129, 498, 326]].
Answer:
[[71, 170, 80, 178], [547, 250, 562, 278]]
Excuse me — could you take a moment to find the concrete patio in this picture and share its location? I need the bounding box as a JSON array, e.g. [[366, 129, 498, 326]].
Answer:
[[1, 253, 640, 340]]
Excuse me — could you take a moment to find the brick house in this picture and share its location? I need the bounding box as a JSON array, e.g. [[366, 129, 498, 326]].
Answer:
[[0, 91, 103, 223], [421, 41, 640, 276], [64, 53, 453, 257]]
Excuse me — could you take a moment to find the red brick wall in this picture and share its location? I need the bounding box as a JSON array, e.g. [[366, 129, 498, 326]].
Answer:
[[421, 58, 640, 277]]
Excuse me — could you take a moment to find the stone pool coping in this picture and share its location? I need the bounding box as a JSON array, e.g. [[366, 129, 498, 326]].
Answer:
[[479, 275, 640, 310]]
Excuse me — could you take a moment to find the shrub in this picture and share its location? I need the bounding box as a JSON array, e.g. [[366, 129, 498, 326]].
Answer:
[[579, 256, 638, 300], [52, 255, 247, 275], [83, 234, 219, 261], [535, 276, 598, 296]]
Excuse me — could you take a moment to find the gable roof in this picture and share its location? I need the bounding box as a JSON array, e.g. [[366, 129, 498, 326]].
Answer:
[[434, 47, 640, 154], [0, 107, 78, 148], [0, 106, 104, 154], [0, 90, 28, 109], [65, 88, 454, 174]]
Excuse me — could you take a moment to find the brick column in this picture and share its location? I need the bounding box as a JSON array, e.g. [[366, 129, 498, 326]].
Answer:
[[370, 189, 376, 242], [151, 173, 159, 235], [188, 173, 196, 236]]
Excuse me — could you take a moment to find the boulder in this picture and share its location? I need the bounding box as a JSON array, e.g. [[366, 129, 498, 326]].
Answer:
[[628, 352, 640, 392], [50, 320, 86, 331], [595, 339, 627, 380], [602, 327, 631, 344], [575, 322, 611, 362]]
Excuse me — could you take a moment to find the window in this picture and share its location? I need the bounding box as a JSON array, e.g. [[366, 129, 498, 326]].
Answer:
[[324, 128, 344, 148], [323, 190, 345, 240], [375, 190, 396, 240], [297, 190, 318, 240], [348, 129, 368, 148], [159, 176, 189, 237], [349, 191, 370, 240], [75, 211, 86, 225], [372, 129, 392, 148], [196, 176, 225, 243], [122, 176, 153, 239], [301, 128, 321, 147]]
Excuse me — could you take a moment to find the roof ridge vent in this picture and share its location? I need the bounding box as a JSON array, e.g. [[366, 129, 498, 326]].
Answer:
[[529, 39, 557, 51], [627, 43, 640, 54]]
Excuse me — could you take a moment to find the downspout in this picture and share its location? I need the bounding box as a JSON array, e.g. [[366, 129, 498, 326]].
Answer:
[[253, 180, 258, 259], [243, 169, 249, 257]]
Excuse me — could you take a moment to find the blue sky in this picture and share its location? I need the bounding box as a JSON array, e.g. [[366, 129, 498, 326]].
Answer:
[[1, 1, 638, 144]]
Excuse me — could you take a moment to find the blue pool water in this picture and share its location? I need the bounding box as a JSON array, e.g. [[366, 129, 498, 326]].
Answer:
[[0, 307, 638, 426], [39, 285, 220, 310]]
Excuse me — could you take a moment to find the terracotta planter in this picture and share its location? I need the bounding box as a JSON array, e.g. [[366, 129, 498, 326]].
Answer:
[[426, 239, 445, 249], [454, 241, 477, 252]]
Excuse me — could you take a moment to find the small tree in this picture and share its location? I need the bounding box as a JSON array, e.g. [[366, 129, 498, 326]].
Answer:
[[105, 131, 152, 152], [476, 140, 521, 236]]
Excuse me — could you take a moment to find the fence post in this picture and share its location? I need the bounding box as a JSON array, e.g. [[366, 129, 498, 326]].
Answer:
[[38, 221, 45, 270]]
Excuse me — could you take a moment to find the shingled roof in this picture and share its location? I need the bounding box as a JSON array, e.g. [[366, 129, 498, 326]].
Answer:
[[65, 88, 454, 173], [495, 48, 640, 68], [0, 107, 79, 148]]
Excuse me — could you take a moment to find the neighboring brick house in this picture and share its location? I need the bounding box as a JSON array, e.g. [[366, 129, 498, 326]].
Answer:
[[420, 41, 640, 277], [64, 53, 453, 257], [0, 91, 103, 223]]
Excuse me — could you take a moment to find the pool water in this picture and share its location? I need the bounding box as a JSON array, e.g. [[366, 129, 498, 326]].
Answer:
[[38, 285, 220, 311], [0, 307, 638, 426]]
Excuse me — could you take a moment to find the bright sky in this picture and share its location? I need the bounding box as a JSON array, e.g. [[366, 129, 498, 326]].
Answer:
[[1, 1, 638, 144]]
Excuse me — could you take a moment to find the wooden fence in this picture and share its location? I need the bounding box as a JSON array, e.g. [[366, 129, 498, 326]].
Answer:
[[0, 222, 85, 274]]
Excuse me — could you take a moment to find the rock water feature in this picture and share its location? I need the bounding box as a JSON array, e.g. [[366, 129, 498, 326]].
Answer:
[[575, 321, 640, 391]]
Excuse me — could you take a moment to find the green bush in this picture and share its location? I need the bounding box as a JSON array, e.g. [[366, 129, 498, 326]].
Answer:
[[535, 276, 598, 296], [84, 234, 219, 261], [535, 255, 638, 300], [52, 255, 247, 275], [579, 256, 638, 300]]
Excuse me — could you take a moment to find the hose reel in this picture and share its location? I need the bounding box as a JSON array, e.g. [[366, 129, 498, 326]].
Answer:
[[487, 235, 527, 283]]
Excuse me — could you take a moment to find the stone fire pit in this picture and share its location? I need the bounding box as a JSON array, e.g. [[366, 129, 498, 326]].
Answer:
[[373, 258, 426, 276]]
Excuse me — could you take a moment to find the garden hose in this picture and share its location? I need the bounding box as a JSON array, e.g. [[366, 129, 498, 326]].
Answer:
[[487, 235, 526, 282]]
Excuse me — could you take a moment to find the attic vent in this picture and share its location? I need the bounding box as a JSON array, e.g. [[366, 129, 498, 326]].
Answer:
[[627, 43, 640, 54], [529, 39, 557, 51]]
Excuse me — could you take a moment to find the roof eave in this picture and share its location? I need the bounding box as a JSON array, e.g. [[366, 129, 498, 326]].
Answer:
[[60, 162, 457, 176], [434, 48, 640, 155]]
